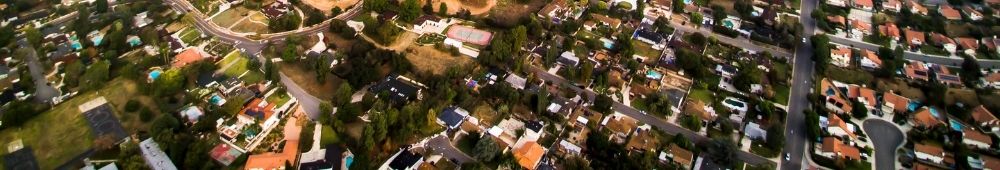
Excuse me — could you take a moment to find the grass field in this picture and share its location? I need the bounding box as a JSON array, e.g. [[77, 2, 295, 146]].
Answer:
[[277, 63, 343, 100], [319, 125, 340, 148], [179, 28, 202, 44], [232, 20, 270, 34], [211, 7, 252, 28], [266, 90, 292, 106], [221, 57, 265, 84], [404, 46, 471, 75], [689, 88, 715, 103], [632, 40, 662, 61], [0, 78, 153, 169]]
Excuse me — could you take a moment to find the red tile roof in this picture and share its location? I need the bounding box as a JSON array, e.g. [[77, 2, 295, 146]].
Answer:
[[972, 105, 999, 126], [172, 48, 209, 68], [860, 49, 882, 66], [829, 114, 856, 139], [515, 141, 545, 170], [983, 155, 1000, 170], [905, 60, 930, 81], [905, 28, 925, 46], [828, 16, 846, 26], [853, 0, 873, 8], [883, 92, 910, 113], [913, 108, 943, 128], [964, 128, 993, 145], [879, 23, 900, 39], [955, 37, 979, 50], [822, 137, 861, 160], [939, 5, 961, 20], [914, 143, 944, 157]]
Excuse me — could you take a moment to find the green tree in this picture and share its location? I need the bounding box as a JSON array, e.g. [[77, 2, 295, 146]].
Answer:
[[438, 3, 448, 16], [765, 125, 784, 149], [152, 69, 186, 97], [80, 60, 111, 91], [94, 0, 109, 13], [804, 110, 822, 142], [63, 61, 86, 88], [706, 137, 737, 167], [365, 0, 389, 12], [811, 35, 831, 73], [333, 83, 354, 106], [691, 12, 704, 27], [672, 0, 684, 13], [400, 0, 422, 21], [593, 95, 614, 113], [23, 26, 41, 48], [580, 60, 594, 82], [0, 26, 14, 47], [473, 136, 500, 162], [851, 99, 868, 119]]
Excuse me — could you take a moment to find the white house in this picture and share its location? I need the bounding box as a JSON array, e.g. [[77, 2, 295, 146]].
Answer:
[[826, 0, 847, 7], [412, 15, 450, 35], [915, 143, 946, 164], [882, 0, 901, 12], [831, 46, 852, 68]]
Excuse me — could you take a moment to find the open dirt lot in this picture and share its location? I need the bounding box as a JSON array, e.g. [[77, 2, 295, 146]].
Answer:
[[404, 45, 473, 75], [232, 19, 271, 34], [428, 0, 497, 15], [277, 63, 343, 100], [303, 0, 359, 14], [488, 0, 546, 25], [875, 78, 925, 101]]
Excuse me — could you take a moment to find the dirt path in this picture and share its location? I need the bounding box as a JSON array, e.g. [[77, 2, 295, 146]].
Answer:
[[428, 0, 497, 15]]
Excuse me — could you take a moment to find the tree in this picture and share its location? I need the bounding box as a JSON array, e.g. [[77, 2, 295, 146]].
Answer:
[[711, 5, 726, 23], [63, 61, 86, 88], [851, 99, 868, 119], [580, 60, 594, 82], [765, 125, 784, 149], [80, 60, 111, 91], [593, 95, 613, 113], [960, 55, 982, 87], [691, 13, 704, 27], [400, 0, 422, 21], [95, 0, 109, 13], [473, 136, 500, 162], [811, 35, 831, 73], [153, 69, 186, 97], [706, 137, 737, 167], [562, 155, 593, 170], [804, 110, 822, 142], [423, 0, 434, 14], [23, 26, 41, 48], [0, 26, 14, 47], [333, 83, 354, 106], [438, 3, 448, 16], [672, 0, 685, 13], [75, 5, 92, 47], [365, 0, 389, 12]]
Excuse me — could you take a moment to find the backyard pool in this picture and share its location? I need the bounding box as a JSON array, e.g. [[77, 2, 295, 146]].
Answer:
[[148, 69, 162, 81]]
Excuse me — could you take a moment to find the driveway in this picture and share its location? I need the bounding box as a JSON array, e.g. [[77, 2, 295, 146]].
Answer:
[[425, 135, 476, 164], [863, 119, 904, 170]]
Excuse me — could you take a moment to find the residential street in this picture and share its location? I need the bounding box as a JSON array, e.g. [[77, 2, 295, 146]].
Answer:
[[781, 0, 820, 168], [18, 41, 60, 104], [425, 135, 476, 164], [279, 72, 323, 120], [863, 119, 904, 170], [668, 22, 793, 58], [528, 66, 775, 166]]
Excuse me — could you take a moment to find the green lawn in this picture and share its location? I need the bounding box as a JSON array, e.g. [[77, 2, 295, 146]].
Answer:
[[219, 50, 242, 65], [320, 125, 340, 148], [266, 91, 292, 107], [221, 56, 265, 84], [0, 79, 143, 168], [773, 84, 790, 105], [689, 88, 714, 103], [824, 67, 874, 85], [632, 40, 662, 58], [179, 28, 201, 44], [750, 141, 780, 158]]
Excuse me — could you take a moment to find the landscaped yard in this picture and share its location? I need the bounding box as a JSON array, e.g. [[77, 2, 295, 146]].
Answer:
[[688, 88, 714, 103], [823, 67, 873, 85], [749, 141, 779, 158], [632, 40, 662, 59], [773, 84, 790, 105], [416, 34, 446, 45], [211, 7, 252, 28], [0, 78, 153, 169], [220, 55, 265, 84], [179, 28, 202, 44], [319, 125, 340, 148]]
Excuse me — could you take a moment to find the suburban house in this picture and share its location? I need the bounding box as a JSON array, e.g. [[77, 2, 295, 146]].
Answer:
[[846, 85, 878, 114], [662, 144, 693, 168], [930, 33, 957, 53], [831, 46, 852, 67], [979, 155, 1000, 170], [881, 91, 911, 114], [744, 122, 767, 140], [939, 5, 961, 20], [859, 49, 882, 69], [537, 0, 571, 21], [237, 98, 277, 125], [827, 15, 846, 29], [930, 64, 962, 86], [955, 37, 979, 54], [904, 28, 925, 48], [984, 72, 1000, 89], [381, 147, 423, 170], [848, 19, 871, 38], [584, 14, 622, 31], [912, 107, 945, 128], [971, 105, 1000, 132], [904, 60, 930, 81], [963, 6, 985, 21], [601, 112, 639, 143], [819, 137, 861, 160], [635, 28, 666, 50], [827, 0, 847, 7], [852, 0, 873, 10], [370, 75, 427, 105], [172, 48, 212, 68], [139, 138, 178, 170], [626, 125, 658, 152], [963, 128, 993, 149], [909, 1, 928, 15], [826, 114, 857, 140], [879, 23, 901, 42], [820, 78, 853, 114], [513, 140, 547, 170], [437, 107, 469, 130], [412, 15, 450, 35], [262, 0, 291, 19], [914, 143, 949, 165], [883, 0, 901, 12], [209, 143, 244, 166]]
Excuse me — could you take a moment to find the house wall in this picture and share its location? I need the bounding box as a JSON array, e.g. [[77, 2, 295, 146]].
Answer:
[[963, 139, 991, 149], [915, 152, 944, 164]]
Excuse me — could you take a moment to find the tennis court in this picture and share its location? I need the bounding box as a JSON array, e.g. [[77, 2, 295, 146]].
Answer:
[[446, 25, 493, 46]]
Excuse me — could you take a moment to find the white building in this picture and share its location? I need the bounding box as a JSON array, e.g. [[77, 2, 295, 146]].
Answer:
[[914, 143, 946, 164]]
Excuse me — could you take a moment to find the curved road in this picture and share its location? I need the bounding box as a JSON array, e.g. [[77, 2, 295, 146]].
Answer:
[[163, 0, 364, 118], [863, 119, 904, 170]]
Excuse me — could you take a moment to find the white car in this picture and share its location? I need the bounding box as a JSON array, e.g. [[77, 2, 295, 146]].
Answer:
[[785, 153, 791, 161]]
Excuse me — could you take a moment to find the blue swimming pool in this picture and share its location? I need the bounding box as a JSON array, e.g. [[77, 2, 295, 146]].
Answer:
[[601, 38, 615, 49], [683, 0, 692, 4], [210, 94, 226, 106], [91, 35, 104, 46], [128, 37, 142, 46], [148, 70, 162, 80], [646, 70, 663, 80], [345, 156, 354, 168], [950, 119, 963, 131]]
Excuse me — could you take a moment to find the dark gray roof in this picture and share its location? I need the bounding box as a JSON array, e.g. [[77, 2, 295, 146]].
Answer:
[[388, 147, 421, 170], [3, 147, 39, 170], [438, 107, 467, 129], [370, 75, 421, 105], [526, 120, 543, 132]]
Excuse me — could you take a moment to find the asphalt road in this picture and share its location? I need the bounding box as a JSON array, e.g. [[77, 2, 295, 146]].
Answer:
[[669, 22, 793, 58], [528, 66, 775, 166], [780, 0, 820, 169], [863, 119, 904, 170], [827, 31, 1000, 69], [16, 41, 60, 104], [426, 135, 476, 164]]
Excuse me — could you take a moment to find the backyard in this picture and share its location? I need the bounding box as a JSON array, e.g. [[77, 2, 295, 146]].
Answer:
[[219, 51, 266, 84], [403, 45, 472, 75]]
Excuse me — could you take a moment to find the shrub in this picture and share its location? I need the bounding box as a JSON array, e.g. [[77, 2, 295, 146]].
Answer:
[[140, 108, 154, 122], [125, 100, 142, 112]]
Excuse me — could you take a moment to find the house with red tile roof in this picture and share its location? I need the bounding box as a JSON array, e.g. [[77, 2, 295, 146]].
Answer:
[[848, 19, 871, 38], [513, 140, 547, 170], [963, 128, 992, 149], [819, 137, 862, 160], [172, 48, 211, 68], [883, 0, 902, 12], [826, 114, 857, 139], [981, 155, 1000, 170], [963, 6, 984, 20], [827, 0, 848, 7], [244, 112, 302, 170], [831, 46, 852, 68], [904, 60, 930, 81], [881, 91, 911, 114], [983, 37, 1000, 52], [827, 16, 846, 29], [930, 33, 957, 53], [238, 98, 277, 124], [930, 64, 962, 86], [909, 1, 928, 15], [905, 28, 926, 48], [879, 23, 900, 42], [984, 72, 1000, 89], [939, 5, 961, 20], [820, 78, 853, 114], [915, 143, 949, 165], [912, 107, 944, 128], [955, 37, 979, 51], [847, 85, 877, 113], [852, 0, 873, 10], [859, 49, 881, 69], [971, 105, 999, 131]]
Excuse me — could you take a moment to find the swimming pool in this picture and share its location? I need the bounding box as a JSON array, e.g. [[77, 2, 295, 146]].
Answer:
[[209, 94, 227, 106], [128, 36, 142, 46], [722, 20, 735, 29], [646, 70, 663, 80], [601, 38, 615, 49], [69, 36, 82, 50], [91, 35, 104, 46], [683, 0, 692, 4], [949, 119, 963, 131], [148, 69, 162, 80]]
